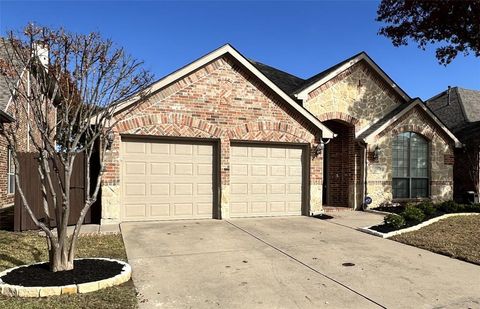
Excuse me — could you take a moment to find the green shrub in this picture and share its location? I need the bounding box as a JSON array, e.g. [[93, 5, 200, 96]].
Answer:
[[462, 203, 480, 213], [401, 206, 425, 224], [384, 214, 406, 229], [416, 201, 436, 216], [438, 200, 466, 213]]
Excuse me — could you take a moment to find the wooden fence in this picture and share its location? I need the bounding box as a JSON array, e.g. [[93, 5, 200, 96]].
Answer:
[[14, 152, 98, 231]]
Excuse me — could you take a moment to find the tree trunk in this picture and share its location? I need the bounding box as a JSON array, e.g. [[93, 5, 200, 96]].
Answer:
[[49, 244, 74, 272]]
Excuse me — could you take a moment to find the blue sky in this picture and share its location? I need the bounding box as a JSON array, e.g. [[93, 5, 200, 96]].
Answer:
[[1, 1, 478, 100]]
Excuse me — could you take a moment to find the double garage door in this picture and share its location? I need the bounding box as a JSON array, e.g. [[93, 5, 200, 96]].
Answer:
[[121, 138, 304, 221]]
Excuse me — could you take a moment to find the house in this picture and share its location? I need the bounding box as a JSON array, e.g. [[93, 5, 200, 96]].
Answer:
[[427, 87, 480, 203], [94, 44, 461, 223], [0, 43, 28, 210], [0, 41, 48, 208]]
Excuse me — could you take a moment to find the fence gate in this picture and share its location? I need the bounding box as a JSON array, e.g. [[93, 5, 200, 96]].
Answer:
[[14, 152, 93, 231]]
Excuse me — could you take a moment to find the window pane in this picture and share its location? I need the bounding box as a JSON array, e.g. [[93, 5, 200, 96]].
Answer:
[[410, 133, 428, 177], [392, 133, 409, 177], [392, 178, 409, 198], [411, 178, 428, 198], [8, 150, 14, 173], [8, 174, 15, 194]]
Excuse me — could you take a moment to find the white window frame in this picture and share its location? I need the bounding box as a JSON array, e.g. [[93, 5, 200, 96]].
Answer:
[[7, 148, 15, 194]]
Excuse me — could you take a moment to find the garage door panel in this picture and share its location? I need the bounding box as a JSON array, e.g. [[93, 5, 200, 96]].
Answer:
[[270, 183, 286, 194], [230, 202, 248, 214], [150, 183, 170, 196], [150, 143, 170, 154], [231, 164, 248, 176], [150, 204, 170, 217], [124, 183, 146, 196], [125, 162, 146, 175], [122, 139, 214, 221], [270, 201, 287, 212], [251, 201, 267, 213], [230, 144, 303, 217], [251, 165, 267, 176], [125, 142, 146, 154], [174, 163, 193, 176], [124, 204, 147, 218], [174, 203, 193, 216], [150, 163, 170, 175], [197, 164, 212, 175]]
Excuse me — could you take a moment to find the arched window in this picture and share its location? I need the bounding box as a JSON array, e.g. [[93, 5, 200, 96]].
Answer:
[[392, 132, 429, 198]]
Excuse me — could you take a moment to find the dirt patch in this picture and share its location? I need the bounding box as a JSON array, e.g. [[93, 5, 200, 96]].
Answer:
[[391, 215, 480, 265]]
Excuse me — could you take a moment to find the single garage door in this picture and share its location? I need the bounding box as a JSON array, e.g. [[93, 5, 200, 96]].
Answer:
[[121, 139, 214, 221], [230, 144, 304, 217]]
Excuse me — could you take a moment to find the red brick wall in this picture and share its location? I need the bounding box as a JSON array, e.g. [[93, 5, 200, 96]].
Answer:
[[323, 120, 355, 206], [0, 78, 44, 208], [104, 55, 324, 211]]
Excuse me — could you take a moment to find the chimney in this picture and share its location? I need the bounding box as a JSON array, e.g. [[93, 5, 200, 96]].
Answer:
[[32, 42, 49, 69]]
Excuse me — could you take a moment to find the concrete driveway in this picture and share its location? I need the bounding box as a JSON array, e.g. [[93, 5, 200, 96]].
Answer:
[[121, 213, 480, 309]]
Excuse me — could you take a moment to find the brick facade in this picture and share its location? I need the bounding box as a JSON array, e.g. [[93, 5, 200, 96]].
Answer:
[[0, 92, 34, 208], [101, 55, 324, 223]]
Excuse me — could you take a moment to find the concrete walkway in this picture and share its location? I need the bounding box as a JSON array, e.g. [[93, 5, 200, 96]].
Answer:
[[122, 212, 480, 309]]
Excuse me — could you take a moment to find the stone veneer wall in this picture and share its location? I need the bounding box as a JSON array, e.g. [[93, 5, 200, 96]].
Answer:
[[303, 60, 408, 209], [366, 106, 454, 207], [304, 60, 406, 133], [101, 55, 324, 223]]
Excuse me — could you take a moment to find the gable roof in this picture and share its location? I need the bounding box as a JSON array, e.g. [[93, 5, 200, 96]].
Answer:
[[358, 98, 462, 148], [116, 44, 335, 138], [458, 87, 480, 123], [293, 52, 364, 95], [249, 60, 305, 96], [427, 87, 480, 133], [293, 52, 411, 102], [0, 42, 14, 111]]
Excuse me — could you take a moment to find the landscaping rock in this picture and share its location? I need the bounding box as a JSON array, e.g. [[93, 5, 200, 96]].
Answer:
[[17, 286, 40, 297], [61, 284, 77, 295], [77, 281, 99, 293], [39, 286, 61, 297], [97, 278, 115, 289], [1, 284, 17, 297]]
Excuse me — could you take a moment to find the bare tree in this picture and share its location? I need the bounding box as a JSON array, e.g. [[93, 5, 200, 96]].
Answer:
[[0, 24, 153, 272]]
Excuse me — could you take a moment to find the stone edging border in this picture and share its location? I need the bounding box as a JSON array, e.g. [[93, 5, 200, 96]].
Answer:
[[358, 213, 480, 239], [0, 258, 131, 298]]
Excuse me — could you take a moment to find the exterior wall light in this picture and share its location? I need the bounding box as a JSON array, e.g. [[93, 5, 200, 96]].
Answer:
[[106, 131, 115, 150], [373, 145, 380, 161], [313, 139, 331, 158]]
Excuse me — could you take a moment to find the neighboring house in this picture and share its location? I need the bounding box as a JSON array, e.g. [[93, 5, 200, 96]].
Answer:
[[0, 43, 31, 209], [97, 44, 460, 224], [0, 41, 49, 210], [427, 87, 480, 202]]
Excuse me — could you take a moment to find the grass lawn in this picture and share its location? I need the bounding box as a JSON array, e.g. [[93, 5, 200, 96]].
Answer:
[[0, 231, 138, 309], [391, 215, 480, 265]]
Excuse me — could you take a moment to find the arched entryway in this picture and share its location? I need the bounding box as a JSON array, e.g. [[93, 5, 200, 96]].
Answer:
[[322, 120, 356, 208]]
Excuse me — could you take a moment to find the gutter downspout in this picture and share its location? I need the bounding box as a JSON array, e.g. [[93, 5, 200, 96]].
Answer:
[[357, 141, 368, 210]]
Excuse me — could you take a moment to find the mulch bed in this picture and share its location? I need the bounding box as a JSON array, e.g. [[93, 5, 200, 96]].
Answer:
[[1, 259, 124, 287], [375, 205, 405, 214]]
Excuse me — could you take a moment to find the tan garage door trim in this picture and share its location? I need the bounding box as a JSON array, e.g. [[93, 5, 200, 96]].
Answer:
[[120, 135, 221, 220], [229, 141, 310, 216]]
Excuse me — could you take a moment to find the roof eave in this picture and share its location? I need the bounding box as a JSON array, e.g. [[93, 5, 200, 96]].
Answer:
[[0, 110, 15, 123], [361, 99, 462, 148], [294, 53, 411, 102]]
